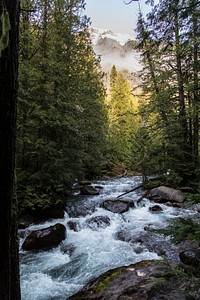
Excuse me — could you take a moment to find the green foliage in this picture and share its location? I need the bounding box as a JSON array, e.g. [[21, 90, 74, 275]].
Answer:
[[130, 126, 167, 178], [107, 67, 139, 165], [135, 0, 200, 184], [17, 170, 63, 215], [17, 0, 108, 214], [184, 193, 200, 204], [142, 177, 165, 189], [157, 217, 200, 244]]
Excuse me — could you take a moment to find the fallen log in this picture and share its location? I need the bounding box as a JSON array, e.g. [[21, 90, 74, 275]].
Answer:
[[117, 183, 143, 198], [117, 176, 164, 199]]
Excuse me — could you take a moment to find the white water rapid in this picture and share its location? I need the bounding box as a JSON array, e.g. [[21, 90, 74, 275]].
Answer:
[[19, 176, 193, 300]]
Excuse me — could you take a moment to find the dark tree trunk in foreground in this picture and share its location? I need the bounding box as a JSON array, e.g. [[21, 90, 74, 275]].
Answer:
[[0, 1, 21, 299]]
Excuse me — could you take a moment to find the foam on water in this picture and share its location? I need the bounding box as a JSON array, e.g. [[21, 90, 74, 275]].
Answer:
[[20, 176, 193, 299]]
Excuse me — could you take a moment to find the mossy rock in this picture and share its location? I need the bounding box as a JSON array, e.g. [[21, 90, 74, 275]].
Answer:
[[68, 260, 195, 300]]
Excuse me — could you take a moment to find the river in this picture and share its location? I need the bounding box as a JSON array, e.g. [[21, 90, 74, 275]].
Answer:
[[19, 176, 192, 300]]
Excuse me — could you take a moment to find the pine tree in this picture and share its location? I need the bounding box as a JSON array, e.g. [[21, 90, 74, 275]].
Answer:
[[17, 0, 108, 213], [135, 0, 200, 184], [108, 68, 138, 165]]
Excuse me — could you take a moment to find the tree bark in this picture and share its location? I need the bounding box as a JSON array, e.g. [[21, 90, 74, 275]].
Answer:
[[0, 1, 21, 299]]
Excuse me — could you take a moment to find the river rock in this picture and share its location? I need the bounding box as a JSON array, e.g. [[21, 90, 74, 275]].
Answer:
[[60, 243, 76, 255], [68, 260, 194, 300], [22, 223, 66, 251], [148, 186, 186, 203], [80, 185, 100, 195], [67, 220, 80, 232], [144, 224, 155, 232], [116, 226, 182, 260], [84, 215, 111, 230], [149, 205, 163, 212], [66, 206, 92, 218], [179, 249, 200, 268], [116, 230, 135, 243], [101, 199, 133, 214], [133, 245, 144, 254]]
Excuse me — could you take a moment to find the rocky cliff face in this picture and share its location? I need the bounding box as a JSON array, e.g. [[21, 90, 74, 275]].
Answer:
[[90, 27, 142, 89]]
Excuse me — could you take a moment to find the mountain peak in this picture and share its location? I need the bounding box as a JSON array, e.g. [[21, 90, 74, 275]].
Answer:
[[89, 27, 134, 46], [89, 27, 141, 73]]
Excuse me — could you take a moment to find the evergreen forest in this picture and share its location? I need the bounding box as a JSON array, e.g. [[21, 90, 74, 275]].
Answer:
[[0, 0, 200, 299], [17, 0, 109, 215], [16, 0, 200, 218]]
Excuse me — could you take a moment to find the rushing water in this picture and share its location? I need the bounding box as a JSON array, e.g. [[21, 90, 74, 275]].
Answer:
[[20, 176, 193, 300]]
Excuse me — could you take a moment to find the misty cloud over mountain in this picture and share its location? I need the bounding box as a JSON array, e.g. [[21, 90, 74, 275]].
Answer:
[[90, 27, 142, 74]]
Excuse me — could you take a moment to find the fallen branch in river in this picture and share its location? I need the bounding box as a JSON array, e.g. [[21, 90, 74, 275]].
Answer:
[[117, 183, 143, 198], [117, 176, 164, 199]]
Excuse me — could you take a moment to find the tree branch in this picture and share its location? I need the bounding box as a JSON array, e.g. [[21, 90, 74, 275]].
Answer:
[[117, 183, 143, 198]]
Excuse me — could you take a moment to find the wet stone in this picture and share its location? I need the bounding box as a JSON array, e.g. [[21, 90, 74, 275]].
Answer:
[[148, 186, 185, 203], [133, 245, 144, 254], [101, 199, 133, 214], [68, 260, 194, 300], [80, 185, 100, 195], [179, 249, 200, 268], [22, 223, 66, 251], [67, 220, 80, 232], [60, 243, 76, 256], [84, 215, 111, 230], [149, 205, 163, 212]]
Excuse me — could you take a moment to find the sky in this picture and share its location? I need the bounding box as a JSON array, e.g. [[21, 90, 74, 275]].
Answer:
[[84, 0, 153, 37]]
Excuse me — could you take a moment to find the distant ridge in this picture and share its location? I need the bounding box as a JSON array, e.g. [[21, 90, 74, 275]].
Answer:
[[90, 27, 134, 46]]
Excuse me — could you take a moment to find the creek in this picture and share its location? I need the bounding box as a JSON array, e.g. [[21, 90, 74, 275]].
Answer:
[[19, 176, 193, 300]]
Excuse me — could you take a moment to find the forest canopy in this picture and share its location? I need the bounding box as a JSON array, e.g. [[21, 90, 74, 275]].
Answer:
[[16, 0, 200, 216]]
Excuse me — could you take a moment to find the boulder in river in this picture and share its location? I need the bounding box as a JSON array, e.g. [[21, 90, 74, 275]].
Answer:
[[179, 249, 200, 268], [84, 215, 111, 230], [67, 220, 80, 232], [115, 230, 135, 243], [66, 201, 95, 218], [101, 199, 133, 214], [80, 185, 100, 195], [148, 186, 186, 203], [22, 223, 66, 251], [149, 205, 163, 212], [68, 260, 195, 300]]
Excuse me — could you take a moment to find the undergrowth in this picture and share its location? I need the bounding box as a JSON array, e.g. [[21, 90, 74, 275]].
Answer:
[[156, 217, 200, 244]]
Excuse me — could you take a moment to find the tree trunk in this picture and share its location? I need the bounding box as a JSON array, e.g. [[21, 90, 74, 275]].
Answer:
[[191, 0, 199, 162], [174, 7, 188, 145], [0, 1, 21, 299]]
